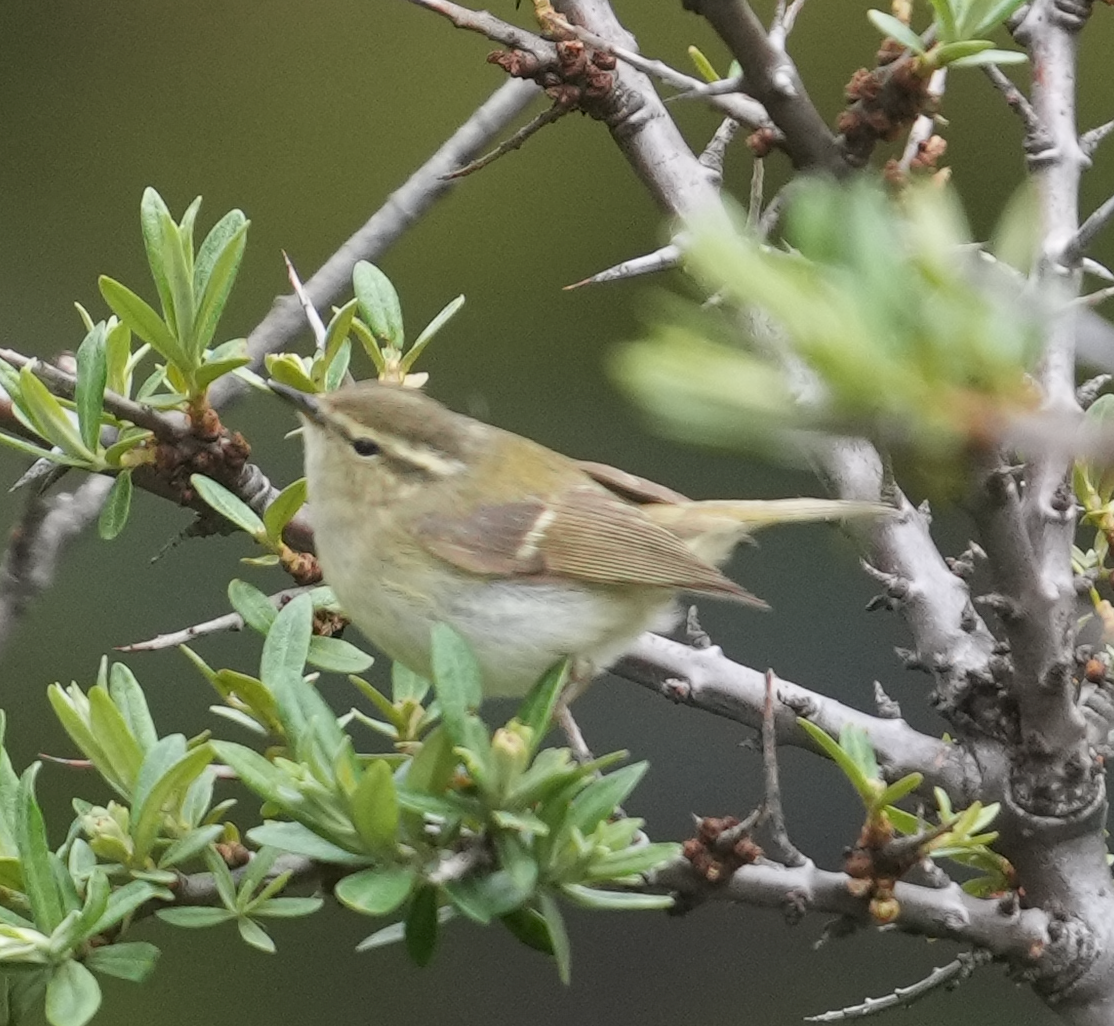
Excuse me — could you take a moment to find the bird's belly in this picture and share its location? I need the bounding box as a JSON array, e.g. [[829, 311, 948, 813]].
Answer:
[[316, 526, 668, 695]]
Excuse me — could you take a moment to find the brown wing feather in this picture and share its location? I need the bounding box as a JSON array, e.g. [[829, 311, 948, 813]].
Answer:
[[576, 460, 692, 506], [413, 488, 764, 605]]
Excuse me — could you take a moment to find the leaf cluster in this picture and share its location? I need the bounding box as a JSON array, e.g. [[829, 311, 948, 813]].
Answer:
[[868, 0, 1028, 71]]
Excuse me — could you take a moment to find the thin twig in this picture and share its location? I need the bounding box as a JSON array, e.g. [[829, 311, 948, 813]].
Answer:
[[760, 669, 805, 865], [115, 585, 318, 652], [283, 252, 327, 350], [1081, 118, 1114, 160], [442, 102, 570, 179], [898, 68, 946, 173], [1065, 193, 1114, 266], [563, 243, 682, 290]]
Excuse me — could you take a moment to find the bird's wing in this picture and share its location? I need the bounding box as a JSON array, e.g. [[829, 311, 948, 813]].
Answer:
[[412, 486, 764, 604]]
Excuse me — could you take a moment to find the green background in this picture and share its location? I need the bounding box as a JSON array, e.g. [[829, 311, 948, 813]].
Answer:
[[3, 2, 1113, 1023]]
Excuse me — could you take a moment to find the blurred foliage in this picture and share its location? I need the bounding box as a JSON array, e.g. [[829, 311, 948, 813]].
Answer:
[[613, 178, 1044, 476]]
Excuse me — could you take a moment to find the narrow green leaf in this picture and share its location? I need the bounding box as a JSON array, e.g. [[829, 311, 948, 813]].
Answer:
[[349, 318, 385, 372], [315, 299, 358, 388], [108, 663, 158, 754], [97, 471, 133, 540], [245, 822, 369, 866], [194, 210, 247, 304], [139, 189, 177, 337], [323, 338, 352, 393], [353, 262, 404, 349], [84, 941, 160, 983], [252, 896, 323, 918], [130, 740, 214, 862], [946, 47, 1026, 67], [876, 772, 924, 809], [538, 891, 571, 984], [866, 10, 927, 53], [307, 636, 373, 674], [500, 907, 555, 954], [158, 825, 223, 870], [103, 320, 133, 397], [0, 432, 78, 466], [192, 217, 249, 356], [156, 906, 235, 928], [925, 0, 957, 41], [193, 354, 251, 391], [798, 719, 875, 802], [401, 725, 458, 797], [16, 765, 64, 933], [262, 478, 307, 545], [86, 686, 144, 792], [189, 474, 265, 537], [177, 196, 203, 277], [98, 276, 188, 370], [335, 866, 414, 916], [390, 663, 430, 705], [404, 886, 439, 967], [516, 659, 568, 756], [156, 210, 195, 361], [430, 624, 484, 750], [400, 294, 465, 373], [210, 742, 285, 804], [17, 367, 91, 458], [355, 906, 454, 952], [74, 323, 108, 452], [560, 883, 673, 911], [348, 760, 399, 857], [265, 353, 318, 393], [227, 579, 277, 634], [568, 764, 647, 835], [45, 960, 101, 1026], [687, 45, 720, 82], [585, 842, 682, 881]]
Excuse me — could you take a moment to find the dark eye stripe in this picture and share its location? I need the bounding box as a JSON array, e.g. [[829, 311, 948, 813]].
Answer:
[[351, 437, 381, 457]]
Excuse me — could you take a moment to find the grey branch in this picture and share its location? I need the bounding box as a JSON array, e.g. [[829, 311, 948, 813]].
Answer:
[[680, 0, 846, 174], [651, 856, 1050, 964], [611, 632, 978, 802]]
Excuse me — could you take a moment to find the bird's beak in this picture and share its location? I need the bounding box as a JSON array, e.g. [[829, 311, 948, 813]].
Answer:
[[268, 381, 326, 426]]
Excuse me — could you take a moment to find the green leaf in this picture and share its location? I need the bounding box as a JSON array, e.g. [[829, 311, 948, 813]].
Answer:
[[158, 825, 223, 869], [193, 352, 251, 391], [253, 896, 323, 919], [262, 478, 307, 544], [349, 319, 385, 373], [86, 686, 144, 792], [444, 864, 535, 924], [926, 0, 958, 41], [560, 883, 673, 911], [156, 210, 195, 362], [355, 906, 454, 952], [139, 189, 177, 336], [968, 0, 1027, 36], [74, 323, 108, 453], [237, 917, 275, 953], [390, 663, 430, 706], [401, 725, 458, 797], [156, 906, 235, 928], [210, 742, 286, 804], [0, 432, 80, 466], [193, 217, 249, 357], [84, 941, 160, 983], [323, 339, 352, 393], [87, 880, 172, 937], [585, 842, 681, 881], [98, 276, 188, 371], [945, 47, 1026, 67], [353, 262, 404, 349], [568, 764, 646, 835], [265, 353, 318, 393], [335, 866, 415, 916], [403, 886, 439, 967], [348, 759, 399, 857], [933, 39, 994, 64], [430, 624, 485, 752], [538, 891, 571, 984], [245, 822, 368, 866], [17, 367, 91, 459], [876, 772, 924, 808], [97, 471, 133, 540], [307, 636, 373, 674], [500, 907, 555, 954], [798, 719, 877, 802], [515, 659, 568, 756], [108, 663, 158, 754], [315, 299, 358, 389], [866, 10, 927, 53], [45, 960, 101, 1026], [16, 765, 64, 933], [400, 294, 465, 373], [130, 739, 214, 862], [189, 474, 265, 537], [840, 724, 881, 785], [227, 579, 277, 634]]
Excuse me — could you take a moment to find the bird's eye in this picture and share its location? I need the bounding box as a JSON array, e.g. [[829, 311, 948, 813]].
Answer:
[[351, 437, 381, 457]]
